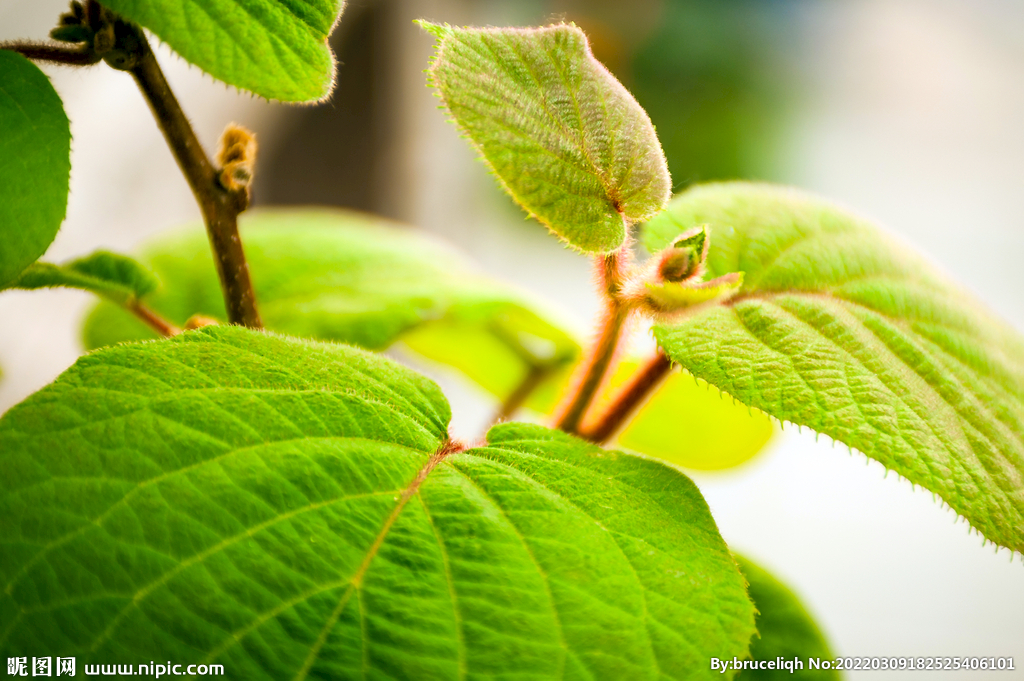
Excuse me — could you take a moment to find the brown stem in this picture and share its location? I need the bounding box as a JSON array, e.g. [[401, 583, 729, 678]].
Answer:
[[579, 350, 673, 444], [490, 364, 551, 426], [129, 301, 181, 338], [125, 31, 262, 328], [1, 41, 100, 66], [554, 252, 629, 435]]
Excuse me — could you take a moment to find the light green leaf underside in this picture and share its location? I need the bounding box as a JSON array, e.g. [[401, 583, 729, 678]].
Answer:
[[0, 51, 71, 289], [0, 326, 754, 679], [735, 555, 838, 680], [644, 182, 1024, 551], [422, 22, 671, 253], [101, 0, 344, 102], [8, 251, 158, 306], [82, 208, 578, 399]]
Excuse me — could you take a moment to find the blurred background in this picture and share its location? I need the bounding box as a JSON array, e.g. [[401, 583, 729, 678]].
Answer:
[[1, 0, 1023, 676]]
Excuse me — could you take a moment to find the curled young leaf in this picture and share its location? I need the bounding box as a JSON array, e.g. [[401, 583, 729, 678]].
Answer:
[[0, 51, 71, 289], [8, 251, 158, 306], [100, 0, 345, 102], [0, 326, 755, 678], [421, 22, 671, 253], [643, 272, 744, 314], [644, 182, 1024, 552], [659, 225, 710, 283]]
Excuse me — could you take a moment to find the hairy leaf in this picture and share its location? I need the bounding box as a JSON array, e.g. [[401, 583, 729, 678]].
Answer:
[[0, 326, 755, 678], [8, 251, 158, 305], [644, 182, 1024, 551], [422, 22, 671, 253], [735, 555, 838, 680], [102, 0, 344, 102], [645, 273, 744, 313], [82, 209, 578, 401], [0, 51, 71, 288]]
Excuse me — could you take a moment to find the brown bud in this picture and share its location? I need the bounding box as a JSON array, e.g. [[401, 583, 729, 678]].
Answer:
[[217, 123, 258, 193]]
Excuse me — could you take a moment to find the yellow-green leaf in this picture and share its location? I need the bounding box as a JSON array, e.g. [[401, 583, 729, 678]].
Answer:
[[421, 22, 671, 253]]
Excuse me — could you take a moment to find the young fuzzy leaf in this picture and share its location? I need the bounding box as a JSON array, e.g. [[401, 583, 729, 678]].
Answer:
[[8, 251, 158, 306], [421, 22, 671, 253], [100, 0, 344, 102], [0, 326, 755, 678], [735, 555, 838, 680], [81, 209, 578, 403], [645, 182, 1024, 552], [0, 51, 71, 289], [645, 272, 744, 313]]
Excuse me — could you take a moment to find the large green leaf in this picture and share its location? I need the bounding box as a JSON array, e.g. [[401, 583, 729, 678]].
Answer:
[[0, 326, 755, 679], [735, 555, 838, 680], [102, 0, 344, 102], [421, 22, 671, 253], [644, 182, 1024, 551], [82, 208, 578, 405], [7, 251, 158, 306], [0, 51, 71, 288]]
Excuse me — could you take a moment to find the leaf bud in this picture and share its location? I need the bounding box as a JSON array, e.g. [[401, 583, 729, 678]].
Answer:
[[217, 123, 258, 193], [51, 2, 93, 43], [657, 225, 709, 282]]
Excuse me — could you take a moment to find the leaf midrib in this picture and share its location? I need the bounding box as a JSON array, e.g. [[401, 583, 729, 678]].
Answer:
[[210, 439, 694, 680], [471, 30, 618, 209]]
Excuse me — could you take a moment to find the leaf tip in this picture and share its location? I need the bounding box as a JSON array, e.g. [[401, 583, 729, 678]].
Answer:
[[415, 20, 450, 40]]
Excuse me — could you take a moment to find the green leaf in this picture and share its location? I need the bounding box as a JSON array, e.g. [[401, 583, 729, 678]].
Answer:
[[101, 0, 344, 102], [735, 555, 838, 680], [0, 51, 71, 289], [0, 325, 755, 678], [8, 251, 158, 305], [81, 208, 579, 400], [421, 22, 671, 253], [644, 182, 1024, 552]]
